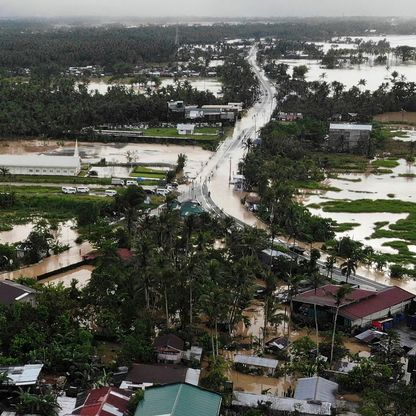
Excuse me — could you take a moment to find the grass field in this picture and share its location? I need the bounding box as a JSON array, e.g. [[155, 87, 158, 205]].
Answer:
[[144, 127, 220, 140], [130, 166, 167, 179]]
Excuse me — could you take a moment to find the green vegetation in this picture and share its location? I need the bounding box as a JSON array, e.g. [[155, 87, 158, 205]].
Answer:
[[144, 127, 219, 140], [130, 166, 167, 179], [332, 222, 360, 232], [371, 159, 400, 168]]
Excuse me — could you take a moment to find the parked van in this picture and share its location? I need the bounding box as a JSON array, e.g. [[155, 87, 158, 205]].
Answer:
[[62, 186, 77, 194], [76, 186, 90, 193], [156, 188, 170, 196], [126, 180, 138, 186], [105, 189, 117, 197], [111, 178, 125, 186]]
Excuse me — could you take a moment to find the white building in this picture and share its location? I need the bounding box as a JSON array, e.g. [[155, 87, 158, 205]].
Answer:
[[0, 142, 81, 176], [177, 124, 195, 135]]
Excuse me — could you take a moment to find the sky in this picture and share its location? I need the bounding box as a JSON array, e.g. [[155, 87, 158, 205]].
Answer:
[[1, 0, 415, 18]]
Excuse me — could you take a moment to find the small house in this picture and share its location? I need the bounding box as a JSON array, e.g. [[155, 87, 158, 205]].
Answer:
[[0, 280, 37, 307], [327, 123, 373, 154], [119, 363, 200, 390], [72, 387, 130, 416], [177, 124, 195, 135], [154, 334, 185, 364], [234, 355, 278, 376]]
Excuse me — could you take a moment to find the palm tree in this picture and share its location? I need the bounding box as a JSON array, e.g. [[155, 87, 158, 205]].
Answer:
[[358, 78, 367, 88], [329, 285, 353, 365], [0, 167, 10, 177], [325, 255, 337, 279], [340, 256, 358, 283], [309, 270, 324, 358]]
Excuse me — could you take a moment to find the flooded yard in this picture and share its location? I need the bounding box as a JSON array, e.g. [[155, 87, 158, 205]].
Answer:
[[0, 140, 213, 178]]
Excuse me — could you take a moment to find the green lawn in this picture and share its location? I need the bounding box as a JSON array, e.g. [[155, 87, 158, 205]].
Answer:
[[130, 166, 167, 179], [144, 127, 220, 140]]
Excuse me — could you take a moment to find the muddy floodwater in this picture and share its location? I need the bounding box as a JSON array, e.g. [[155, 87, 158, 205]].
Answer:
[[303, 159, 415, 254], [0, 220, 78, 245], [41, 264, 94, 288], [0, 140, 213, 178], [88, 78, 223, 97]]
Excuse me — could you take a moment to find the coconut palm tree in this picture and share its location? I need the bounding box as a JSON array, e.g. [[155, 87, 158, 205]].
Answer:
[[341, 256, 358, 283], [330, 285, 353, 365], [325, 255, 337, 279]]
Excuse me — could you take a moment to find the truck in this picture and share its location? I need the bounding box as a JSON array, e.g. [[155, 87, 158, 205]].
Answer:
[[111, 178, 125, 186]]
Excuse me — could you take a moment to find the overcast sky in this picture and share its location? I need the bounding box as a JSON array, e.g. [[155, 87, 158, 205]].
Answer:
[[1, 0, 415, 18]]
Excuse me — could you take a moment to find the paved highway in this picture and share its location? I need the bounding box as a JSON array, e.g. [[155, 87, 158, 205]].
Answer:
[[191, 45, 388, 292]]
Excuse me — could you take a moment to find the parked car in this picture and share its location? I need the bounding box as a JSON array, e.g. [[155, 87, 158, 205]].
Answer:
[[76, 186, 90, 193], [126, 180, 138, 186], [111, 178, 125, 186], [62, 186, 77, 194], [105, 189, 117, 197], [156, 188, 170, 196]]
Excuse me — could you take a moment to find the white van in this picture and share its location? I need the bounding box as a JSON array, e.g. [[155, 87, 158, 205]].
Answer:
[[105, 189, 117, 197], [156, 188, 170, 196], [76, 186, 90, 193], [126, 180, 138, 186], [62, 186, 76, 194]]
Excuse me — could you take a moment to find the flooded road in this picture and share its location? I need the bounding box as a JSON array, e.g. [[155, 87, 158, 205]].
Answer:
[[41, 264, 94, 288]]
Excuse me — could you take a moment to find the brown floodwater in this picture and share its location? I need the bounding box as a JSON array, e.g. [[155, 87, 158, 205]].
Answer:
[[41, 264, 94, 288], [0, 241, 92, 281]]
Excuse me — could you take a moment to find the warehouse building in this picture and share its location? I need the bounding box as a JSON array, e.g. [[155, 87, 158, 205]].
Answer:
[[0, 142, 81, 176]]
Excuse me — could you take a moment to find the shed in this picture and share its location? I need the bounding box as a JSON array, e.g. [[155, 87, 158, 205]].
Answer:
[[0, 280, 37, 306], [294, 377, 338, 405], [0, 364, 43, 386], [234, 355, 278, 375]]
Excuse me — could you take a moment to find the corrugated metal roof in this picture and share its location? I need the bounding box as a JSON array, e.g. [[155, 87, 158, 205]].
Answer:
[[134, 383, 221, 416], [329, 123, 373, 131], [0, 364, 43, 386], [233, 392, 332, 416], [184, 368, 200, 386], [0, 154, 80, 169], [234, 355, 278, 369], [294, 377, 338, 405]]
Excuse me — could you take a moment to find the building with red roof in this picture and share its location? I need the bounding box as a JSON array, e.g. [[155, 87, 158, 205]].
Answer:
[[72, 387, 130, 416], [293, 284, 415, 330]]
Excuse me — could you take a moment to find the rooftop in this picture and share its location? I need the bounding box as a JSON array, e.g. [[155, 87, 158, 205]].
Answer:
[[234, 355, 278, 369], [294, 376, 338, 405], [340, 286, 415, 321], [134, 383, 222, 416], [233, 392, 332, 416], [293, 284, 375, 308], [124, 364, 189, 386], [329, 123, 373, 131], [0, 154, 80, 169], [73, 387, 130, 416], [0, 280, 37, 305], [0, 364, 43, 386], [154, 334, 184, 352]]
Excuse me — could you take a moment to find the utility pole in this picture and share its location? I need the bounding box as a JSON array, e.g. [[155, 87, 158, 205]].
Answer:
[[175, 25, 179, 46], [228, 157, 232, 184]]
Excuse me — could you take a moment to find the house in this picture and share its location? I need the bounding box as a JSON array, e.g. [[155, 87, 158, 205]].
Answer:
[[0, 142, 81, 176], [154, 334, 185, 364], [134, 383, 222, 416], [232, 392, 332, 416], [0, 364, 43, 386], [72, 387, 130, 416], [327, 123, 373, 154], [234, 355, 278, 376], [276, 112, 303, 122], [0, 280, 37, 306], [119, 363, 200, 390], [293, 284, 415, 330], [177, 124, 195, 135], [183, 346, 203, 364], [294, 377, 338, 405], [167, 101, 185, 113]]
